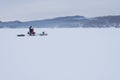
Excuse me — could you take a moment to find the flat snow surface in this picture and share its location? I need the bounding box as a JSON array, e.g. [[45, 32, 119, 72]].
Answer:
[[0, 28, 120, 80]]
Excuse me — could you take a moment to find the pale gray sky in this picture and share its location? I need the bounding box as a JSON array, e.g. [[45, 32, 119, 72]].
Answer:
[[0, 0, 120, 21]]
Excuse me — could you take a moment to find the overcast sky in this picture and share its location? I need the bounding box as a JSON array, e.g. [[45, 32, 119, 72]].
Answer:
[[0, 0, 120, 21]]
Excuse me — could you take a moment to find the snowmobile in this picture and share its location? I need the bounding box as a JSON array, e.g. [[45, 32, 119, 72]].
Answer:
[[27, 31, 36, 36]]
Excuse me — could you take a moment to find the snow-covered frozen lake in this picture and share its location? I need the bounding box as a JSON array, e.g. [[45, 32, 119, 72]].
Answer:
[[0, 28, 120, 80]]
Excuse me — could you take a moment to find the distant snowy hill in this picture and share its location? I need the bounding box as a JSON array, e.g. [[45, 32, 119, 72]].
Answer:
[[0, 15, 120, 28]]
